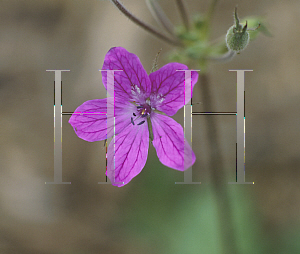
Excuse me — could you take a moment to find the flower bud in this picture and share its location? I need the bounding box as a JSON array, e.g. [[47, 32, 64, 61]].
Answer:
[[225, 7, 250, 53]]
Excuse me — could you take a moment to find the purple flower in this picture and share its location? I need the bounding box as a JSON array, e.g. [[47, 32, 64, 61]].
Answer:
[[69, 47, 198, 187]]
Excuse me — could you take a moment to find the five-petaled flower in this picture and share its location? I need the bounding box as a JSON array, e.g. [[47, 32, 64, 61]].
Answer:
[[69, 47, 198, 187]]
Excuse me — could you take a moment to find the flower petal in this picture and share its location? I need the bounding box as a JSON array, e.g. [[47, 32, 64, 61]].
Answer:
[[102, 47, 151, 103], [149, 63, 198, 116], [151, 113, 196, 170], [68, 98, 135, 142], [106, 121, 149, 187]]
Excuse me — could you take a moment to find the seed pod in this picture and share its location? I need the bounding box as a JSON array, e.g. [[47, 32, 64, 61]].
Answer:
[[226, 24, 249, 52], [225, 7, 250, 53]]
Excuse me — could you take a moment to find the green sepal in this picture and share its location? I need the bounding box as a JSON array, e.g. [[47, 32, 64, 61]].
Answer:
[[242, 16, 272, 40]]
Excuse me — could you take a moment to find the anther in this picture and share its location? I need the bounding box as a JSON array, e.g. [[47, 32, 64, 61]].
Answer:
[[131, 117, 135, 125], [133, 113, 136, 116], [137, 120, 145, 125]]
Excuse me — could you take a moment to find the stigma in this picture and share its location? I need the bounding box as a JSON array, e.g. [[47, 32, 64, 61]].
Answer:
[[130, 99, 152, 126]]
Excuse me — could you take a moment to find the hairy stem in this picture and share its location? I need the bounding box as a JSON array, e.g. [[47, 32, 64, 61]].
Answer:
[[110, 0, 182, 46], [199, 74, 238, 254], [151, 48, 162, 73], [208, 50, 236, 63], [175, 0, 190, 31]]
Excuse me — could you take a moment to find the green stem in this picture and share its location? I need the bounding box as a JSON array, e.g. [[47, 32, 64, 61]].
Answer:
[[199, 73, 238, 254], [147, 117, 154, 142], [203, 0, 219, 39], [110, 0, 183, 46], [175, 0, 190, 31], [146, 0, 177, 38], [208, 50, 236, 63], [207, 0, 219, 23]]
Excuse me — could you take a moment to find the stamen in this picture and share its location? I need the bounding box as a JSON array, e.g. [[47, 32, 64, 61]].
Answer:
[[133, 113, 136, 116], [156, 94, 165, 103], [136, 86, 141, 94], [131, 117, 135, 125], [137, 120, 145, 125]]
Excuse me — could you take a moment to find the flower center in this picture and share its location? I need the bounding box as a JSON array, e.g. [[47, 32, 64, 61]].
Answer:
[[130, 100, 152, 126]]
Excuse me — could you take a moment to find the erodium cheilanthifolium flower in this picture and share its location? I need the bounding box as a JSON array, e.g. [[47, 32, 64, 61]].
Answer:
[[69, 47, 198, 187]]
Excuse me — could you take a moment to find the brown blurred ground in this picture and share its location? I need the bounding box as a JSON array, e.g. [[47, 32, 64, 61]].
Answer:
[[0, 0, 300, 253]]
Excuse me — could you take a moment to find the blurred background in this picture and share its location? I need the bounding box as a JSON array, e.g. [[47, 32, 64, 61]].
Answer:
[[0, 0, 300, 253]]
